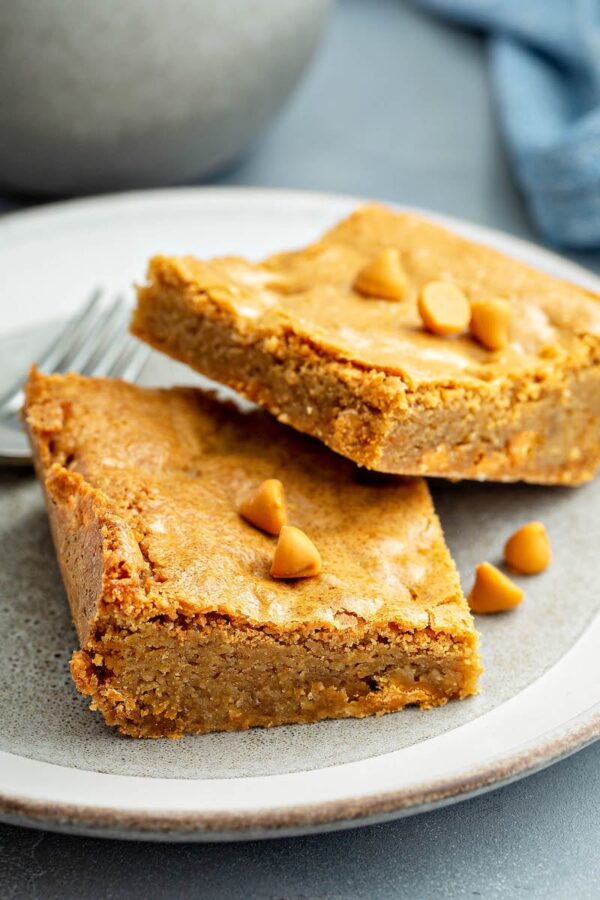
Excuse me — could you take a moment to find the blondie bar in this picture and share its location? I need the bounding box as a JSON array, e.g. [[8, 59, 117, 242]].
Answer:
[[24, 369, 480, 738], [133, 205, 600, 484]]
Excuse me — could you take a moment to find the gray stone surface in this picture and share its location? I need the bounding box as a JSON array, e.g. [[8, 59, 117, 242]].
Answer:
[[1, 0, 600, 897]]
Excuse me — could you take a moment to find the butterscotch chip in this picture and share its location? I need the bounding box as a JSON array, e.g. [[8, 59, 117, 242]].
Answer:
[[417, 281, 470, 335], [239, 478, 287, 535], [504, 521, 551, 574], [271, 525, 322, 579], [468, 562, 524, 614], [470, 298, 511, 351], [353, 248, 407, 300]]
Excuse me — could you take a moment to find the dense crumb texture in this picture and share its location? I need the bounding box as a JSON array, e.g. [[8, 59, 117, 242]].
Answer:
[[24, 370, 481, 738], [133, 204, 600, 485]]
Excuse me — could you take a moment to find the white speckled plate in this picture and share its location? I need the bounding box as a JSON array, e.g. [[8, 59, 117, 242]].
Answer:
[[0, 188, 599, 841]]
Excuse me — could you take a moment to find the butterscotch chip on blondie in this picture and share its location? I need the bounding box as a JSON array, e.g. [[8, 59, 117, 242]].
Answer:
[[133, 204, 600, 485], [24, 369, 480, 738]]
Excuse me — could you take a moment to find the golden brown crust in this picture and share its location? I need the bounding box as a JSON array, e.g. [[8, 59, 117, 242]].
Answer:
[[132, 204, 600, 484], [24, 369, 481, 737]]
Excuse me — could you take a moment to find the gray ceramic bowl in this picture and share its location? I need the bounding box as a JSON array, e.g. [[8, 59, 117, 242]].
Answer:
[[0, 0, 330, 195]]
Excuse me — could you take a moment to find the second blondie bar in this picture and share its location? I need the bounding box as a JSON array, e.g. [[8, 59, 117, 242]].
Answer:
[[133, 205, 600, 484]]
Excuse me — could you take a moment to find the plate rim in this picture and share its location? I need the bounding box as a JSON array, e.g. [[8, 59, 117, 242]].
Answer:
[[0, 703, 599, 841], [1, 184, 599, 840]]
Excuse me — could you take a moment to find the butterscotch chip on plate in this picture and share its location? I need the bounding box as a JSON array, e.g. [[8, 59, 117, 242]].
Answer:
[[504, 522, 551, 575], [133, 204, 600, 485], [468, 562, 524, 614], [24, 369, 481, 738]]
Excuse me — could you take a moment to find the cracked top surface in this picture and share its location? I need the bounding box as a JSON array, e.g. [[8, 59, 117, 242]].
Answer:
[[24, 370, 474, 636], [142, 204, 600, 387]]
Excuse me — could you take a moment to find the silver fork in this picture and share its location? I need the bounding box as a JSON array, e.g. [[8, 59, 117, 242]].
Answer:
[[0, 289, 149, 465]]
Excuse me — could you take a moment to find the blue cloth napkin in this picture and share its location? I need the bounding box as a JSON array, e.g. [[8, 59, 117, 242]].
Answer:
[[413, 0, 600, 248]]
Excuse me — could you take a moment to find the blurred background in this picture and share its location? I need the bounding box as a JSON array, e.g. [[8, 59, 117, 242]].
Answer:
[[2, 0, 600, 265]]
